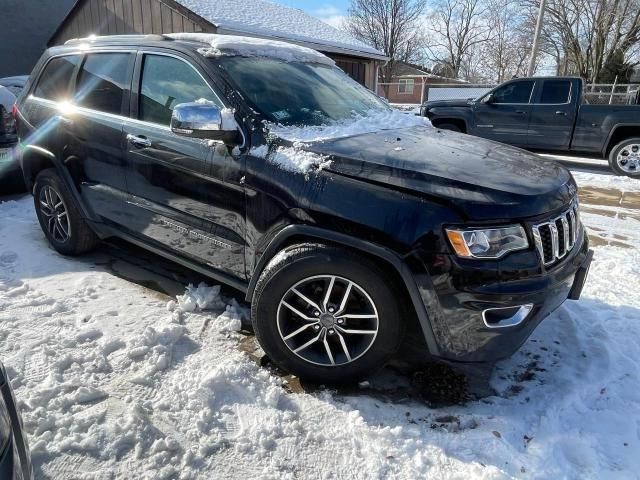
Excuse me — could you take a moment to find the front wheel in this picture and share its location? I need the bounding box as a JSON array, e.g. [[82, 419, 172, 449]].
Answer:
[[609, 138, 640, 177], [251, 244, 404, 384]]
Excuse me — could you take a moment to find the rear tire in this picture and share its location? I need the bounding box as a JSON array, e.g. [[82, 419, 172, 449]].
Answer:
[[33, 168, 99, 255], [251, 244, 404, 384], [436, 122, 462, 133], [608, 138, 640, 177]]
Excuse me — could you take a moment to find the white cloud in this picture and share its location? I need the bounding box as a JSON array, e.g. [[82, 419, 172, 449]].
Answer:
[[313, 5, 348, 29]]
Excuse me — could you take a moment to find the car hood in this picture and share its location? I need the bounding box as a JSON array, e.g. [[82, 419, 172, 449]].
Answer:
[[303, 126, 576, 220], [423, 99, 472, 109]]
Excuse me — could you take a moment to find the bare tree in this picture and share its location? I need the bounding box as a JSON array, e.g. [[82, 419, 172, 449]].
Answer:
[[534, 0, 640, 81], [346, 0, 427, 92], [479, 0, 532, 81], [424, 0, 491, 79]]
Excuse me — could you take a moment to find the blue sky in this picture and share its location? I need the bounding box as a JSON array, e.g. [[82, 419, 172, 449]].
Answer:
[[275, 0, 350, 28]]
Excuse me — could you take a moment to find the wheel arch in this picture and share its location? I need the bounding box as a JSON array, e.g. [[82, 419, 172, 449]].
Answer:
[[21, 145, 97, 222], [431, 117, 468, 133], [246, 225, 441, 356], [603, 124, 640, 157]]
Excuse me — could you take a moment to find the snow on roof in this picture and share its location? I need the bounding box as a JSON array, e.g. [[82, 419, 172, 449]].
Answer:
[[168, 33, 335, 66], [174, 0, 386, 60]]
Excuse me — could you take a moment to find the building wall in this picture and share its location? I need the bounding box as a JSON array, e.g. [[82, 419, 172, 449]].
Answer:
[[0, 0, 76, 77], [378, 78, 424, 104], [48, 0, 213, 45]]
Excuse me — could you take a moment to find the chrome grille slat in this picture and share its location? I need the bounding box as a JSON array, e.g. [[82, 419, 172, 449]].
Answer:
[[532, 204, 581, 267]]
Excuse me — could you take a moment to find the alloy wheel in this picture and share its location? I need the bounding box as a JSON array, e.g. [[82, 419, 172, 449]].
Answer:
[[617, 144, 640, 173], [277, 275, 379, 367], [39, 185, 71, 243]]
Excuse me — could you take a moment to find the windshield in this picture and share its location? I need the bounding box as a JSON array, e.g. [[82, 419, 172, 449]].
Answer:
[[218, 57, 391, 127]]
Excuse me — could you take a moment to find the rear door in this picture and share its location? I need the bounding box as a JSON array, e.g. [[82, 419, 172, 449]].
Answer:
[[470, 79, 535, 147], [66, 50, 135, 223], [123, 51, 246, 280], [527, 79, 575, 150]]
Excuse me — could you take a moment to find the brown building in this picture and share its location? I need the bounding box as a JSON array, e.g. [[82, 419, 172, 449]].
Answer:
[[47, 0, 388, 90], [378, 63, 464, 104]]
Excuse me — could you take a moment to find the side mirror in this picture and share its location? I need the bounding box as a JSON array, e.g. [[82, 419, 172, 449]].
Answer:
[[482, 93, 495, 104], [171, 102, 241, 145]]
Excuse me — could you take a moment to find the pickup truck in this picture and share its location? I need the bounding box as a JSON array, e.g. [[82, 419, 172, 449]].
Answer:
[[420, 76, 640, 177]]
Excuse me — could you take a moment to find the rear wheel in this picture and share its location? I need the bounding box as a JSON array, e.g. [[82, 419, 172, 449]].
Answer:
[[33, 169, 99, 255], [252, 244, 404, 384], [436, 122, 462, 133], [609, 138, 640, 177]]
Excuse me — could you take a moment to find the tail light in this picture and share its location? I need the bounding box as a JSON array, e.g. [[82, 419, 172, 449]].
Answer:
[[1, 104, 17, 135]]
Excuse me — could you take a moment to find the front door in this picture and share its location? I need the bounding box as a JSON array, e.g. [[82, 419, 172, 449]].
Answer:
[[124, 52, 246, 280], [470, 79, 535, 147], [527, 79, 575, 150]]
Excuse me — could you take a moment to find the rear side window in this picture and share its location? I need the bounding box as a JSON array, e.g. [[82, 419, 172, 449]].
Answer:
[[139, 54, 221, 126], [539, 80, 571, 104], [34, 55, 80, 101], [75, 53, 132, 115], [491, 81, 534, 104]]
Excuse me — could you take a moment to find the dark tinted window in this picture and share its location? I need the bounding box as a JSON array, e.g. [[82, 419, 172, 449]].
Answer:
[[540, 80, 571, 104], [139, 55, 220, 125], [75, 53, 132, 115], [492, 81, 534, 104], [34, 56, 79, 101]]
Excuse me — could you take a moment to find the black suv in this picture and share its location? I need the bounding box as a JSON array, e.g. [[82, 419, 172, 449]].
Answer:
[[15, 34, 592, 383]]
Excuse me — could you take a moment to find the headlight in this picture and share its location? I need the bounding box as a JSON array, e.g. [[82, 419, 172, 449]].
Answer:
[[446, 225, 528, 259]]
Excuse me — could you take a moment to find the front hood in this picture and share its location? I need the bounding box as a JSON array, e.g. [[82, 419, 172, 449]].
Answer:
[[303, 127, 576, 220], [423, 99, 471, 108]]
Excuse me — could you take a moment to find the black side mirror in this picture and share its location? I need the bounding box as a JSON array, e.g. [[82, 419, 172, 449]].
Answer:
[[171, 102, 241, 146]]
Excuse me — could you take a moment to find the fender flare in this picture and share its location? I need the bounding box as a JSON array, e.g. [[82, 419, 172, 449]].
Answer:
[[245, 224, 441, 356], [602, 123, 640, 157], [21, 144, 99, 222]]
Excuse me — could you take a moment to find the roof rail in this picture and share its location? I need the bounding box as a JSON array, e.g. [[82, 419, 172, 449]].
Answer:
[[64, 34, 171, 45]]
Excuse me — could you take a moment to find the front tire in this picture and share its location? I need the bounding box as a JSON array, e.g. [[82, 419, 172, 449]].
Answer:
[[33, 169, 99, 255], [609, 138, 640, 177], [251, 244, 404, 384]]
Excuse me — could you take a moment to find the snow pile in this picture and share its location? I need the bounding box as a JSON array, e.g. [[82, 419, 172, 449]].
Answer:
[[572, 170, 640, 192], [269, 108, 432, 143], [2, 168, 640, 478], [168, 33, 334, 66], [251, 143, 332, 175]]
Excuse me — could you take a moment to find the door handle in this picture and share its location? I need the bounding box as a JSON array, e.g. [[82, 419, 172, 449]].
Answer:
[[515, 110, 526, 114], [555, 111, 567, 116], [127, 134, 152, 148]]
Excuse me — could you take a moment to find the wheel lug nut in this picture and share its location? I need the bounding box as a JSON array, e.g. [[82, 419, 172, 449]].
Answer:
[[337, 318, 344, 324], [328, 329, 335, 335], [314, 311, 320, 316], [313, 324, 320, 331], [328, 307, 335, 313]]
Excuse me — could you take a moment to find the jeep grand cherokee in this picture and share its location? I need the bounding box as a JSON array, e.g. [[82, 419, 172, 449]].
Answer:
[[14, 34, 593, 383]]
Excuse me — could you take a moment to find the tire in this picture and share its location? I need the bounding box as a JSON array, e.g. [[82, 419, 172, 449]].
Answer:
[[251, 244, 404, 384], [33, 168, 99, 255], [436, 122, 462, 133], [608, 138, 640, 177]]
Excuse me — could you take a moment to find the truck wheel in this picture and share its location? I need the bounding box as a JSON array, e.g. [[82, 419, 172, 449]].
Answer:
[[609, 138, 640, 177], [251, 244, 404, 384], [33, 169, 100, 255], [436, 123, 462, 133]]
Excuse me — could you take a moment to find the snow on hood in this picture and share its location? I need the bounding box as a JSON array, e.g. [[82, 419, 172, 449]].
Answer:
[[167, 33, 335, 66], [268, 109, 432, 143]]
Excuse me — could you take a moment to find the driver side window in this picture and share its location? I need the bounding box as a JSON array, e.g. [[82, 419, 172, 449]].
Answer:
[[491, 81, 534, 104], [139, 54, 222, 126]]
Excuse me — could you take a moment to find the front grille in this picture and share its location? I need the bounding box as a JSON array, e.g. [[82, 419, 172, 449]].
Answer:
[[532, 204, 580, 266]]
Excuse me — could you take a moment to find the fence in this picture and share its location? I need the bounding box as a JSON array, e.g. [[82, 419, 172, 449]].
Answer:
[[379, 81, 640, 106]]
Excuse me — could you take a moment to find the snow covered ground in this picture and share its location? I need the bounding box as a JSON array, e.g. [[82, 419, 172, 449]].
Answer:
[[1, 168, 640, 479]]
